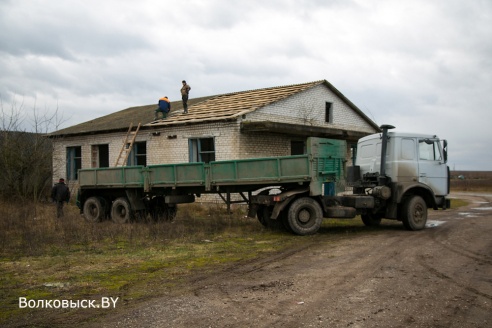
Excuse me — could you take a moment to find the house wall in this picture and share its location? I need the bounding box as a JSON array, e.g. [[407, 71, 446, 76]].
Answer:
[[243, 84, 376, 133]]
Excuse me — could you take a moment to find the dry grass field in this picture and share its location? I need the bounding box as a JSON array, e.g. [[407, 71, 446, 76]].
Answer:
[[0, 202, 308, 327], [450, 170, 492, 192]]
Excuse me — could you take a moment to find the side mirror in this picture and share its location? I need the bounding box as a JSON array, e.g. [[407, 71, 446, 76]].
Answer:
[[442, 139, 448, 163]]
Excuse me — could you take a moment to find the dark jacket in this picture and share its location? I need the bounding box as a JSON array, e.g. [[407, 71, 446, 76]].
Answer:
[[158, 97, 171, 112], [51, 183, 70, 202]]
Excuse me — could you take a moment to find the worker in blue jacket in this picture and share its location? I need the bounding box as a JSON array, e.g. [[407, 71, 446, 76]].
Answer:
[[154, 96, 171, 120]]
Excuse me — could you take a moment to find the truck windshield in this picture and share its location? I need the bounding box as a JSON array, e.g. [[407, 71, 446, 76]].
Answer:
[[419, 139, 442, 161]]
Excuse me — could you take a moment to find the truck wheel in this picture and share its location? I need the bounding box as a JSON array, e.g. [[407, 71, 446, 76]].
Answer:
[[401, 195, 427, 231], [83, 197, 106, 222], [286, 197, 323, 235], [111, 197, 133, 223], [361, 213, 382, 227]]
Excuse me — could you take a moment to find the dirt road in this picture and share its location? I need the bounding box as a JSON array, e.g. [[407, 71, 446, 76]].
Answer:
[[95, 193, 492, 328]]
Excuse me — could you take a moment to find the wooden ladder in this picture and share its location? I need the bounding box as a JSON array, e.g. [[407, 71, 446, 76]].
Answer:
[[114, 122, 141, 167]]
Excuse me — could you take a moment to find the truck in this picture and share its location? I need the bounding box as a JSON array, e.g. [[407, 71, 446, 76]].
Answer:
[[77, 124, 450, 235]]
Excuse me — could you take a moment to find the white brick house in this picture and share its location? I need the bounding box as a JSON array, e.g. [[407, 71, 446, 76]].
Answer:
[[48, 80, 380, 190]]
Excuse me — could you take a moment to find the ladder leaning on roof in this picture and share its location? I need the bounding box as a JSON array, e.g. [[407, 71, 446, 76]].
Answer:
[[114, 122, 141, 167]]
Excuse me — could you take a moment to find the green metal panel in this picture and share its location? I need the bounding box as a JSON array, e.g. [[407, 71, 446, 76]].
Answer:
[[210, 155, 310, 184], [78, 166, 145, 187], [307, 138, 347, 195], [78, 170, 95, 186], [307, 137, 346, 158], [148, 163, 205, 186], [77, 137, 347, 195]]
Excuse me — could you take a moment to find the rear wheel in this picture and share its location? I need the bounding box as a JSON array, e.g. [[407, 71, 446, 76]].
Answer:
[[402, 195, 427, 230], [83, 197, 106, 222], [111, 197, 133, 223], [286, 197, 323, 235]]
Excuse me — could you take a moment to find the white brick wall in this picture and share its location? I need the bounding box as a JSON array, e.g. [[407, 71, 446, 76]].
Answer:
[[243, 84, 375, 133]]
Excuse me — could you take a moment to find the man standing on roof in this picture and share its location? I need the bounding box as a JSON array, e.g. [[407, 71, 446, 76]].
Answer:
[[181, 80, 191, 114], [154, 96, 171, 120]]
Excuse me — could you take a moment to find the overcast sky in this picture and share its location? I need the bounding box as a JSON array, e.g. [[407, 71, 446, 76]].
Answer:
[[1, 0, 491, 170]]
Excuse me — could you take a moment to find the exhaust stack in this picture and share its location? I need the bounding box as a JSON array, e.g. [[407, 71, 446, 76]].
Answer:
[[378, 124, 395, 186]]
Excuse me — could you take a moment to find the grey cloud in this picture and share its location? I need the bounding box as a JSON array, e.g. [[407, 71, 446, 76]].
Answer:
[[0, 1, 151, 59]]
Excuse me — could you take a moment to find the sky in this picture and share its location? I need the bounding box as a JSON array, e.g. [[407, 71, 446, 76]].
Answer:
[[0, 0, 491, 170]]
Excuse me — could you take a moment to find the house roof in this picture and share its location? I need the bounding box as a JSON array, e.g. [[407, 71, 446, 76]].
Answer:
[[48, 80, 379, 137]]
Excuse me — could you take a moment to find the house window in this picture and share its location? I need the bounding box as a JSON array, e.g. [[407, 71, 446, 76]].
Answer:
[[291, 140, 306, 155], [91, 144, 109, 168], [325, 102, 333, 123], [127, 142, 147, 166], [66, 146, 82, 180], [189, 137, 215, 163]]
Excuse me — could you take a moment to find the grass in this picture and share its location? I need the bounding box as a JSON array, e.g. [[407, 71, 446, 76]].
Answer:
[[449, 198, 469, 209], [0, 201, 305, 327], [450, 170, 492, 192], [0, 193, 473, 327]]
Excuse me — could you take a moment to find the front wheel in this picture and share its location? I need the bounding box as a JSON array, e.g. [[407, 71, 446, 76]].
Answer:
[[286, 197, 323, 235], [111, 197, 133, 223], [401, 195, 427, 231]]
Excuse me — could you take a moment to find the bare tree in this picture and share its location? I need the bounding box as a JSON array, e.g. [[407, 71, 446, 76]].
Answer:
[[0, 96, 65, 204], [298, 103, 317, 126]]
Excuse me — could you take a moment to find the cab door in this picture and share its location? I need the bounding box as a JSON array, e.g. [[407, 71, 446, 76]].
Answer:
[[418, 139, 448, 196]]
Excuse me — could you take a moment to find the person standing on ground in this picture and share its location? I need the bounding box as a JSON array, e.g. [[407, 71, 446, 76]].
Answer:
[[154, 96, 171, 120], [51, 178, 70, 218], [181, 80, 191, 114]]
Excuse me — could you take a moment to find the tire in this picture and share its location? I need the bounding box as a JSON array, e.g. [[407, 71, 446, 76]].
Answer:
[[257, 205, 283, 230], [257, 205, 269, 227], [401, 195, 427, 231], [167, 205, 177, 222], [83, 197, 106, 222], [280, 208, 293, 233], [286, 197, 323, 235], [111, 197, 133, 223], [151, 197, 168, 222], [361, 213, 382, 227]]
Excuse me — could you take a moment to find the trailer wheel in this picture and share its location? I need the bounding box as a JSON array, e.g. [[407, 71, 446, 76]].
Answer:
[[151, 197, 167, 222], [83, 197, 106, 222], [257, 205, 283, 229], [401, 195, 427, 231], [361, 213, 382, 227], [167, 205, 177, 222], [286, 197, 323, 235], [111, 197, 133, 223], [257, 205, 269, 227], [280, 208, 293, 233]]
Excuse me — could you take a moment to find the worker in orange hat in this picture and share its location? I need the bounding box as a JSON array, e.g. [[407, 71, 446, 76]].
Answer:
[[154, 96, 171, 120]]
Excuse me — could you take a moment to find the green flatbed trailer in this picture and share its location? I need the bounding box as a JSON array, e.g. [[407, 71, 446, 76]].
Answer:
[[76, 124, 450, 235], [77, 137, 346, 234]]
